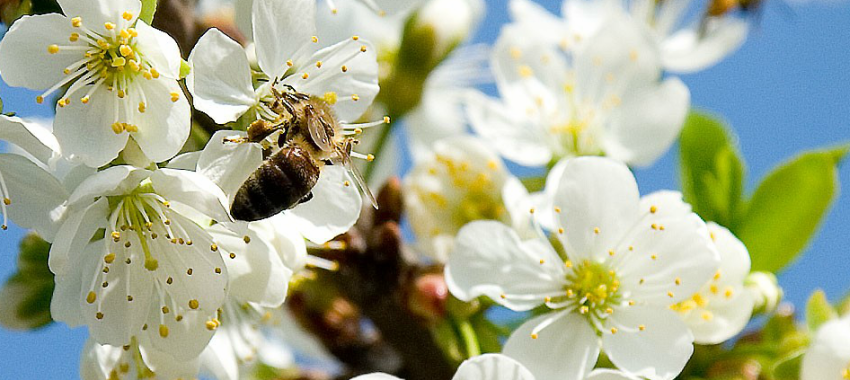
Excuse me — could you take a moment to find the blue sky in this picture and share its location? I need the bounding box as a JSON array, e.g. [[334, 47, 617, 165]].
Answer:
[[1, 0, 849, 377]]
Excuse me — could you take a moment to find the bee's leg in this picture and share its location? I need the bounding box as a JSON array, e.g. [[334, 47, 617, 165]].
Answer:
[[298, 192, 314, 205]]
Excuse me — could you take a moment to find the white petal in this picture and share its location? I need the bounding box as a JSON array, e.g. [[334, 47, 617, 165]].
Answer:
[[615, 212, 719, 305], [283, 39, 380, 122], [197, 130, 263, 201], [604, 78, 689, 167], [56, 0, 141, 30], [504, 312, 599, 380], [509, 0, 567, 46], [686, 285, 753, 344], [53, 86, 131, 167], [146, 302, 218, 361], [138, 337, 202, 379], [662, 19, 748, 73], [351, 374, 403, 380], [187, 29, 257, 124], [0, 115, 61, 164], [253, 0, 316, 77], [453, 354, 535, 380], [0, 154, 69, 240], [603, 306, 694, 380], [639, 191, 692, 219], [465, 91, 552, 166], [586, 369, 643, 380], [150, 168, 231, 222], [802, 319, 850, 380], [208, 224, 293, 307], [252, 214, 310, 272], [51, 251, 88, 327], [131, 79, 191, 164], [134, 21, 183, 78], [406, 88, 469, 162], [83, 241, 155, 348], [0, 14, 82, 90], [288, 165, 361, 244], [49, 197, 109, 275], [550, 157, 640, 262], [708, 222, 751, 284], [200, 332, 240, 380], [445, 221, 565, 311], [67, 166, 147, 206], [79, 338, 122, 380], [167, 151, 202, 171]]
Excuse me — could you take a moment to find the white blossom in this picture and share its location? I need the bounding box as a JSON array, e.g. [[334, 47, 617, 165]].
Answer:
[[403, 136, 532, 262], [671, 222, 754, 345], [80, 336, 199, 380], [0, 0, 189, 167], [48, 166, 234, 360], [508, 0, 748, 73], [445, 157, 720, 380], [467, 10, 689, 168], [801, 317, 850, 380], [353, 354, 535, 380]]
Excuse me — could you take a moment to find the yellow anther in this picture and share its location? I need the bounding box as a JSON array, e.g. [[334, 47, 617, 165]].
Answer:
[[120, 29, 131, 39], [63, 68, 71, 74], [605, 308, 614, 314], [302, 73, 309, 79], [47, 45, 60, 54], [122, 12, 133, 21], [189, 299, 199, 309], [651, 254, 657, 260], [638, 324, 646, 331], [500, 294, 506, 299], [138, 102, 146, 113], [341, 65, 348, 72], [71, 17, 82, 27], [724, 288, 734, 298], [116, 89, 126, 98], [205, 320, 218, 330], [366, 154, 375, 162], [210, 244, 218, 252], [36, 96, 44, 104], [629, 49, 639, 62], [214, 267, 222, 274], [675, 277, 681, 285], [187, 268, 193, 275], [286, 59, 293, 67], [558, 228, 564, 234], [667, 291, 675, 298], [111, 123, 124, 134], [629, 300, 636, 306], [124, 124, 138, 133], [608, 250, 615, 256], [651, 223, 659, 230], [229, 253, 236, 259], [539, 259, 545, 265], [96, 312, 104, 320], [360, 45, 368, 52], [714, 270, 722, 281], [344, 181, 351, 187], [161, 306, 170, 314], [150, 68, 160, 78], [702, 311, 714, 321], [554, 207, 561, 213], [128, 28, 138, 37], [315, 61, 323, 68], [352, 36, 360, 40], [518, 65, 533, 78], [104, 253, 116, 264], [104, 22, 116, 30], [610, 327, 618, 334], [580, 306, 589, 314], [69, 33, 79, 42], [119, 45, 133, 57], [530, 333, 539, 340], [351, 94, 360, 101], [650, 205, 657, 214], [159, 324, 169, 338], [2, 198, 10, 206], [594, 227, 600, 234], [565, 260, 573, 268], [86, 291, 97, 304], [170, 92, 180, 102], [311, 36, 319, 43], [384, 116, 391, 123]]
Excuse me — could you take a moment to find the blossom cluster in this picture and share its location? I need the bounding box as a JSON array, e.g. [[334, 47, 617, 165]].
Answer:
[[0, 0, 845, 380]]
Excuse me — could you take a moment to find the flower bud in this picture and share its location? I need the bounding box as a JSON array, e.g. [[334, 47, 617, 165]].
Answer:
[[745, 271, 783, 315], [412, 0, 484, 64]]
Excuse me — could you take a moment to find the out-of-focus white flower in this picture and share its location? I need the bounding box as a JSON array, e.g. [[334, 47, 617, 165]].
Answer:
[[174, 130, 364, 244], [801, 317, 850, 380], [467, 11, 689, 168], [0, 0, 189, 167], [187, 0, 379, 126], [0, 115, 69, 238], [671, 222, 753, 345], [409, 0, 485, 63], [508, 0, 747, 73], [403, 136, 531, 263], [48, 166, 235, 360], [353, 354, 535, 380], [745, 271, 783, 314], [446, 157, 720, 380], [80, 336, 199, 380]]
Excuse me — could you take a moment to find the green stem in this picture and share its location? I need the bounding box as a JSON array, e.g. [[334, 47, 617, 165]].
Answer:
[[456, 318, 481, 358]]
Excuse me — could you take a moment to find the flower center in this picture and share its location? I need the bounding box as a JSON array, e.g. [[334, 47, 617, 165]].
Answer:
[[562, 260, 621, 319], [107, 187, 176, 272], [41, 12, 166, 134]]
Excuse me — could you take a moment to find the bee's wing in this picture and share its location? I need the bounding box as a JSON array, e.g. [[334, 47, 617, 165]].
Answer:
[[307, 113, 333, 152]]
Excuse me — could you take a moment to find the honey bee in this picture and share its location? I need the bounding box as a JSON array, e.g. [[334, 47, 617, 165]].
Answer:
[[229, 81, 381, 222]]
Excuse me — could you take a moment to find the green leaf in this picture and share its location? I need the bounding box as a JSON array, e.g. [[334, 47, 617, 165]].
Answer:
[[806, 289, 837, 332], [738, 145, 848, 273], [679, 111, 745, 227], [138, 0, 157, 24], [520, 176, 547, 193]]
